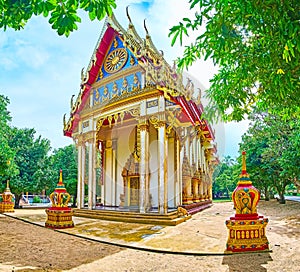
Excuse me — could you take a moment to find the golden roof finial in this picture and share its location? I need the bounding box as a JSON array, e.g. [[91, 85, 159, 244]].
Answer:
[[144, 19, 149, 36], [126, 6, 132, 24]]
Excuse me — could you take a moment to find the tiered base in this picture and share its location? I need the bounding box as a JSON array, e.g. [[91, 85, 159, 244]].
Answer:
[[225, 215, 270, 253], [181, 200, 212, 215], [45, 208, 74, 229], [0, 202, 14, 213]]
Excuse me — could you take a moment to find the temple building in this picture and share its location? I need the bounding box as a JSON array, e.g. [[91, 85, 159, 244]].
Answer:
[[63, 11, 218, 222]]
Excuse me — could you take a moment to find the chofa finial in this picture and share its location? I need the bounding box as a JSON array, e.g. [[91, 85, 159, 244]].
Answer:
[[144, 19, 149, 35], [126, 6, 132, 24]]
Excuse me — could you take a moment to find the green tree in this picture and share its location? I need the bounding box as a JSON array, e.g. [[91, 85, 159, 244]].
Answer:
[[239, 111, 300, 203], [239, 133, 274, 201], [169, 0, 300, 121], [0, 95, 18, 184], [8, 127, 52, 207], [49, 144, 78, 206], [0, 0, 116, 36], [261, 115, 300, 203], [213, 156, 239, 198]]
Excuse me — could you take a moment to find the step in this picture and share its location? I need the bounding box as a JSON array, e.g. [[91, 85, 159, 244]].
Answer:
[[73, 209, 191, 226]]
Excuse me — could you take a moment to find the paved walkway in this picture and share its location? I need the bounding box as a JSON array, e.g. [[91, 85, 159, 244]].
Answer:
[[8, 203, 235, 255], [4, 200, 300, 272]]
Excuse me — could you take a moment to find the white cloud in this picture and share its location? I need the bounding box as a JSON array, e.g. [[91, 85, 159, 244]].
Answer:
[[16, 45, 50, 69]]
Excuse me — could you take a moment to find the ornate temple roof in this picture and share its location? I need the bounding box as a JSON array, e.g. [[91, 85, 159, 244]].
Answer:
[[63, 10, 215, 142]]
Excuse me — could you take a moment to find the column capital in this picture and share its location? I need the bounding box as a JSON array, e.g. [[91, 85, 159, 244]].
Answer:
[[138, 118, 149, 132], [84, 131, 97, 144], [138, 124, 149, 131], [74, 135, 85, 147]]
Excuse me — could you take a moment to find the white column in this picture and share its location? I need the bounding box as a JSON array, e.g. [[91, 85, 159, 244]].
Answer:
[[88, 140, 95, 210], [179, 139, 184, 205], [112, 139, 117, 206], [196, 135, 200, 169], [176, 137, 181, 206], [104, 140, 113, 206], [158, 123, 168, 214], [100, 141, 105, 204], [76, 143, 83, 208], [185, 128, 190, 162], [139, 124, 149, 213], [81, 143, 86, 208], [192, 134, 196, 166], [167, 135, 175, 207]]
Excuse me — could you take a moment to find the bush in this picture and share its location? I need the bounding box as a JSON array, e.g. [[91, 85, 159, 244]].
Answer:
[[33, 195, 42, 203]]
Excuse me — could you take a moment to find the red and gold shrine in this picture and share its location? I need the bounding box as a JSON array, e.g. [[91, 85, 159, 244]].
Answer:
[[45, 170, 74, 229], [225, 151, 269, 253], [0, 180, 15, 213]]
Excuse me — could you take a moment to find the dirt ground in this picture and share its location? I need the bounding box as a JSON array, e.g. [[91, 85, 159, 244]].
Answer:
[[0, 199, 299, 272]]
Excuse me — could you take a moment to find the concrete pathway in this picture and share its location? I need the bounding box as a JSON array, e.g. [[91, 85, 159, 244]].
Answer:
[[8, 202, 234, 254]]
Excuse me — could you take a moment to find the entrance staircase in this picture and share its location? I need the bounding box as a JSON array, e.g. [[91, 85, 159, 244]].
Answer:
[[73, 208, 191, 226]]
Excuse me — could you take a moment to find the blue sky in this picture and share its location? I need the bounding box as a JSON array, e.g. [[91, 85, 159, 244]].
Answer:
[[0, 0, 249, 159]]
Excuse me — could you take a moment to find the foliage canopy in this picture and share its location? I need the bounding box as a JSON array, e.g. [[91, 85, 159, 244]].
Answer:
[[0, 95, 17, 179], [239, 111, 300, 203], [0, 0, 116, 36], [169, 0, 300, 121]]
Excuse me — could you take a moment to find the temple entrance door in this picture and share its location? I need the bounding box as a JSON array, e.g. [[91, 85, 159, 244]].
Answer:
[[128, 176, 139, 210]]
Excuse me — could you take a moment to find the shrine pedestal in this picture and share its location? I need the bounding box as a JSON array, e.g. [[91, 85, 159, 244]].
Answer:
[[45, 170, 74, 229], [0, 201, 14, 213], [225, 214, 269, 253], [225, 151, 270, 253], [0, 181, 15, 213], [45, 208, 74, 229]]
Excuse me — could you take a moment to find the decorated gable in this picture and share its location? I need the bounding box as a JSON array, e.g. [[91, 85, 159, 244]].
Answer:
[[96, 35, 138, 82], [93, 72, 142, 106]]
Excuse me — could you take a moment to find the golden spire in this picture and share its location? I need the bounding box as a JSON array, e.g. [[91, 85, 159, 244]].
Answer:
[[4, 180, 11, 192], [58, 169, 63, 185], [242, 151, 247, 174], [239, 151, 251, 183]]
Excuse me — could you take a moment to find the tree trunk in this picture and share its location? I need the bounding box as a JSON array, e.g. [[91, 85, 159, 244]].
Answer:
[[278, 192, 286, 204], [72, 194, 77, 208], [264, 187, 270, 201], [14, 194, 21, 209]]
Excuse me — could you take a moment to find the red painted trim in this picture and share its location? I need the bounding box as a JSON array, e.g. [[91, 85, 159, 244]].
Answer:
[[176, 96, 196, 126], [202, 119, 215, 140], [189, 100, 202, 124], [64, 26, 118, 136]]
